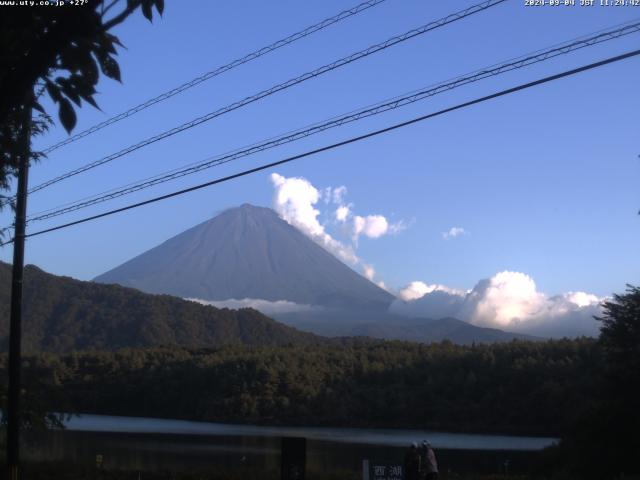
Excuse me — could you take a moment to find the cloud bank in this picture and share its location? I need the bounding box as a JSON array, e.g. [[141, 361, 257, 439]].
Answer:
[[398, 281, 465, 301], [187, 297, 320, 315], [268, 173, 601, 338], [391, 271, 603, 338]]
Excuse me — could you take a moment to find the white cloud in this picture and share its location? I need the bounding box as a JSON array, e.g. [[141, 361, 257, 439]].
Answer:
[[397, 281, 462, 301], [270, 173, 358, 265], [398, 281, 430, 301], [390, 271, 604, 338], [390, 289, 466, 319], [461, 271, 604, 337], [564, 291, 600, 308], [465, 271, 545, 327], [335, 205, 351, 222], [322, 187, 332, 204], [274, 175, 403, 246], [442, 227, 467, 239], [363, 264, 376, 281], [388, 220, 407, 235], [271, 173, 322, 236], [322, 186, 348, 205], [186, 297, 320, 315], [352, 215, 405, 241], [332, 186, 347, 205], [353, 215, 389, 241], [270, 173, 407, 288]]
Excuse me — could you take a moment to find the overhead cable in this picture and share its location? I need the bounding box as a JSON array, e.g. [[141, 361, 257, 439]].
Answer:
[[1, 47, 636, 247], [25, 0, 506, 196], [23, 20, 640, 224], [40, 0, 391, 155]]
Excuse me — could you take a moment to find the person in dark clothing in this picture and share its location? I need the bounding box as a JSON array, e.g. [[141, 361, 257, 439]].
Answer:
[[421, 440, 439, 480], [404, 442, 421, 480]]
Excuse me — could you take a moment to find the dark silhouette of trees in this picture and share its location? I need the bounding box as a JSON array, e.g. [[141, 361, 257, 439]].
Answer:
[[598, 285, 640, 381], [0, 338, 600, 436], [556, 285, 640, 479], [0, 0, 164, 214], [593, 285, 640, 477]]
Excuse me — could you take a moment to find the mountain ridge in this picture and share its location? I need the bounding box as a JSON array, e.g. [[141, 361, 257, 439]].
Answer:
[[275, 310, 540, 344], [0, 261, 539, 349], [0, 261, 321, 353]]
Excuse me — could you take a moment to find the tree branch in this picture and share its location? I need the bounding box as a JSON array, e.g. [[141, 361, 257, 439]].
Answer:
[[101, 0, 122, 19], [102, 1, 139, 30]]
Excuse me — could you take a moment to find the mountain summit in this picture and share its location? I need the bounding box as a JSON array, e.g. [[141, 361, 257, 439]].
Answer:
[[95, 204, 394, 310]]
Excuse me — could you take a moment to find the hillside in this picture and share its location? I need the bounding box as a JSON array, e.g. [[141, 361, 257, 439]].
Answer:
[[349, 317, 539, 344], [0, 262, 320, 353], [275, 311, 538, 344]]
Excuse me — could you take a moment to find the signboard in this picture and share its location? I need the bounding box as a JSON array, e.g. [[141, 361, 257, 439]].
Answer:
[[362, 460, 404, 480], [281, 436, 306, 480]]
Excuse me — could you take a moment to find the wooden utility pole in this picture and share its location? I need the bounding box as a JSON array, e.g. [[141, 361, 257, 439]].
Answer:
[[6, 103, 32, 480]]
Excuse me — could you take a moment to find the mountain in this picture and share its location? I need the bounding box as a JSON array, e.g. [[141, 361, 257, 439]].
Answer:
[[349, 317, 539, 344], [95, 204, 394, 310], [0, 262, 320, 353], [275, 310, 539, 344], [0, 261, 537, 351], [93, 204, 537, 344]]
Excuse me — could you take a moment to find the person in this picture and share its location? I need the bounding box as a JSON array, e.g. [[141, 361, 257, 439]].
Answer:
[[421, 440, 439, 480], [403, 442, 421, 480]]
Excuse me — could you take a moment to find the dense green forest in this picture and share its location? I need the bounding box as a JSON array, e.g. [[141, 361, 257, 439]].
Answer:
[[0, 338, 598, 436], [0, 262, 320, 353]]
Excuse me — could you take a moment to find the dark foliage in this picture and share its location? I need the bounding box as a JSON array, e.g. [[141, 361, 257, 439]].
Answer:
[[0, 339, 599, 437], [0, 0, 163, 214], [0, 262, 320, 353], [598, 284, 640, 382], [551, 285, 640, 479]]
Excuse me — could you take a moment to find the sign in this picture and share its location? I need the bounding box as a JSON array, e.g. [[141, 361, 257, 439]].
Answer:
[[363, 460, 403, 480], [281, 436, 306, 480]]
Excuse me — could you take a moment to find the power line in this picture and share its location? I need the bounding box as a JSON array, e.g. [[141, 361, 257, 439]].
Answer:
[[22, 20, 640, 225], [25, 0, 506, 197], [2, 47, 637, 247], [39, 0, 390, 155]]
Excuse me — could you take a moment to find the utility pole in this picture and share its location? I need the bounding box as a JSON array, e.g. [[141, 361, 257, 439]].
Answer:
[[6, 103, 32, 480]]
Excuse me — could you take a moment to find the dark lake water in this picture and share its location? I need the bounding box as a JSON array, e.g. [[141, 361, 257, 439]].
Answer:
[[22, 414, 559, 477]]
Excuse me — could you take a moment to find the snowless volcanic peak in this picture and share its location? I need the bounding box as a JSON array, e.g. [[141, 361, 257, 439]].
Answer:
[[95, 204, 394, 310]]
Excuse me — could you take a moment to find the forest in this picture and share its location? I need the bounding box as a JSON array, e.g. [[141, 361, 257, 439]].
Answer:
[[0, 338, 599, 436], [0, 262, 320, 353]]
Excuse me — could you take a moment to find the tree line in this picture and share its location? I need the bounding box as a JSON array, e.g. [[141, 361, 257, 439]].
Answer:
[[0, 338, 598, 436]]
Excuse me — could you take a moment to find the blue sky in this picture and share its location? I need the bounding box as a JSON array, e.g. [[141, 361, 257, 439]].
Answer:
[[1, 0, 639, 298]]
